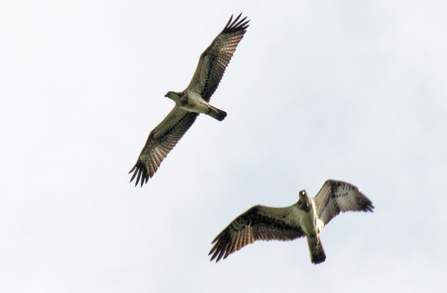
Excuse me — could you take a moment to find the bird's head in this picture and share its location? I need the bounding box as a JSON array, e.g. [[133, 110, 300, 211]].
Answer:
[[299, 190, 308, 201], [297, 190, 311, 212], [165, 91, 181, 102]]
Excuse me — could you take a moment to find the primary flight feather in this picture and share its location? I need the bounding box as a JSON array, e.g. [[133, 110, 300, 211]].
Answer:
[[129, 14, 249, 186]]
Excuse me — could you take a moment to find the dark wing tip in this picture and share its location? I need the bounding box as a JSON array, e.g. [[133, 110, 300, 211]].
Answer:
[[209, 229, 233, 262], [209, 207, 262, 263], [362, 198, 375, 212], [356, 188, 375, 213], [128, 160, 149, 187], [223, 13, 250, 33]]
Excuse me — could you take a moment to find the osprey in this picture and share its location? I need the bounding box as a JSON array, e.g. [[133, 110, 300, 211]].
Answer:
[[209, 180, 374, 264], [129, 14, 249, 186]]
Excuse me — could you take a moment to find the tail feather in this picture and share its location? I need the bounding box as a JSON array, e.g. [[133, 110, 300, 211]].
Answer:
[[307, 236, 326, 264], [207, 105, 227, 121]]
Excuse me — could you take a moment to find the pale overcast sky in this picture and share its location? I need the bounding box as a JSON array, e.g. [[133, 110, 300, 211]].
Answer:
[[1, 1, 446, 292]]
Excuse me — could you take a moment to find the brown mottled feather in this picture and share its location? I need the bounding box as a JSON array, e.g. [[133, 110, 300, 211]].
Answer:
[[129, 110, 198, 187], [187, 13, 249, 101], [209, 205, 305, 262], [313, 180, 374, 225]]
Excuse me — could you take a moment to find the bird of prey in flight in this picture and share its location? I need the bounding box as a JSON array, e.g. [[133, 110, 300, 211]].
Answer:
[[209, 180, 374, 264], [129, 14, 249, 186]]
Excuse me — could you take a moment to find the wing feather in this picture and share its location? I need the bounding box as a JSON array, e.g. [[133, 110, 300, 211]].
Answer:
[[313, 180, 374, 226], [209, 205, 305, 262], [129, 108, 199, 186], [187, 13, 249, 101]]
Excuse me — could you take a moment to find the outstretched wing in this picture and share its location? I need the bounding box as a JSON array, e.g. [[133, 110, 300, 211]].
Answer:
[[187, 13, 249, 102], [209, 205, 305, 262], [129, 108, 199, 186], [313, 180, 374, 226]]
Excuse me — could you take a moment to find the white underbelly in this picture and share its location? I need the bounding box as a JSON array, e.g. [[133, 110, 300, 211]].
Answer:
[[183, 91, 209, 114], [292, 208, 318, 236], [301, 213, 317, 236]]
